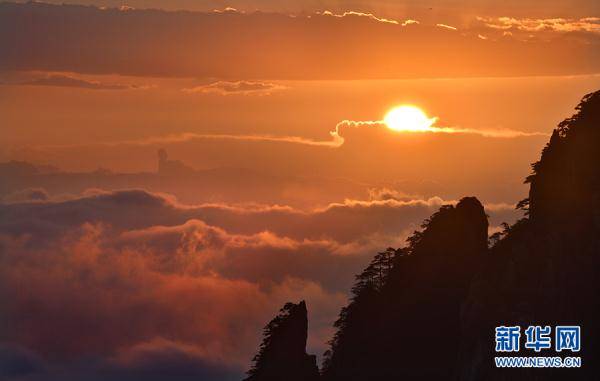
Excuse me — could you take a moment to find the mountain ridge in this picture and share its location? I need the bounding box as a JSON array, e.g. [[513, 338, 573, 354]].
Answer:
[[246, 89, 600, 380]]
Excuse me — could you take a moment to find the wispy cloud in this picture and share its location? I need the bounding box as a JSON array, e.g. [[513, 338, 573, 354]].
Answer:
[[436, 23, 457, 31], [477, 16, 600, 34], [126, 118, 549, 148], [34, 116, 548, 152], [36, 132, 343, 149], [119, 132, 343, 147], [333, 119, 550, 139], [402, 19, 420, 26], [4, 3, 599, 79], [212, 7, 242, 14], [444, 127, 550, 138], [0, 74, 150, 90], [183, 80, 287, 96], [318, 10, 399, 25]]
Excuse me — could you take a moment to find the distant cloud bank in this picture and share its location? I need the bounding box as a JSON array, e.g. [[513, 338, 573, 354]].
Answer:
[[0, 73, 149, 90], [0, 187, 519, 379], [477, 16, 600, 34], [183, 80, 287, 95], [1, 2, 598, 79]]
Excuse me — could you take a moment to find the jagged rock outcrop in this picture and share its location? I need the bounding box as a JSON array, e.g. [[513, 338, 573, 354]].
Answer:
[[527, 91, 600, 230], [458, 90, 600, 380], [322, 197, 488, 380], [246, 90, 600, 381], [245, 301, 319, 381]]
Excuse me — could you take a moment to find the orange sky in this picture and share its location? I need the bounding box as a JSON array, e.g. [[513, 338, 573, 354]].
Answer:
[[2, 73, 599, 204], [1, 2, 599, 380], [15, 0, 600, 19]]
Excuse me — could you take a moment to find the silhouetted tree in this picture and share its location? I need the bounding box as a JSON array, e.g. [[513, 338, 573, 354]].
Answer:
[[323, 197, 488, 380], [458, 90, 600, 380], [249, 89, 600, 381], [321, 246, 404, 376]]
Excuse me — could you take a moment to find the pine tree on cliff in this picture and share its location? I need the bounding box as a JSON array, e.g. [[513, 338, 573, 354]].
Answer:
[[248, 90, 600, 381], [321, 247, 404, 376], [458, 90, 600, 380], [322, 197, 488, 380], [245, 301, 319, 381]]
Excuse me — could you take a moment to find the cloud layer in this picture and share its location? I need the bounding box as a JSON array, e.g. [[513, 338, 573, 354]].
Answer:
[[33, 115, 549, 154], [0, 73, 148, 90], [1, 2, 598, 79], [477, 16, 600, 34], [0, 188, 521, 380], [183, 80, 287, 96]]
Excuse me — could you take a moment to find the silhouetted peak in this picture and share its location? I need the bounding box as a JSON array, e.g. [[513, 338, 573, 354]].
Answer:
[[156, 149, 195, 175], [279, 91, 600, 381], [525, 89, 600, 228], [407, 196, 488, 259], [456, 196, 484, 214], [571, 90, 600, 126], [457, 90, 600, 381], [267, 301, 308, 357], [245, 301, 319, 381], [322, 197, 488, 380]]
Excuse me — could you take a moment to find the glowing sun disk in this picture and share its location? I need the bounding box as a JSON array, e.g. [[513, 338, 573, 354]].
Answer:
[[384, 105, 436, 132]]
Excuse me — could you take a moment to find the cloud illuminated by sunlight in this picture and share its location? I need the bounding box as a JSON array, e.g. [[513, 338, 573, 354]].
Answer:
[[477, 16, 600, 34], [331, 106, 549, 140], [182, 80, 287, 96], [436, 23, 457, 31], [318, 10, 399, 25], [30, 109, 550, 154], [333, 119, 549, 140]]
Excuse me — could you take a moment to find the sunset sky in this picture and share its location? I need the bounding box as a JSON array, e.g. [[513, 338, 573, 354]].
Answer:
[[1, 1, 599, 380]]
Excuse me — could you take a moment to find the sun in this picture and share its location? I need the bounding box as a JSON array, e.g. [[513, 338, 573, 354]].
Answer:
[[383, 105, 436, 132]]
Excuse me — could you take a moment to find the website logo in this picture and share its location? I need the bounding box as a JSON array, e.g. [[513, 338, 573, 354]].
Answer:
[[494, 325, 581, 368]]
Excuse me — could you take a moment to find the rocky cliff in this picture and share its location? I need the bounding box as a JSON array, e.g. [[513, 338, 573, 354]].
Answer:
[[458, 90, 600, 380], [322, 197, 488, 380], [245, 301, 319, 381], [245, 90, 600, 380]]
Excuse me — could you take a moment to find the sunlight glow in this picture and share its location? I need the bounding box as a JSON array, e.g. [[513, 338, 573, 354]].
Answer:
[[384, 105, 437, 132]]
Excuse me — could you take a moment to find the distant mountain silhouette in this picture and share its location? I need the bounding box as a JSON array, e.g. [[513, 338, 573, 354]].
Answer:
[[246, 90, 600, 380], [157, 148, 195, 176], [244, 301, 319, 381], [0, 156, 371, 207], [0, 160, 58, 177]]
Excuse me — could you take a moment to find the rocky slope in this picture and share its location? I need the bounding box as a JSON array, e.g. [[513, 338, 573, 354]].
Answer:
[[245, 301, 319, 381], [246, 90, 600, 380]]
